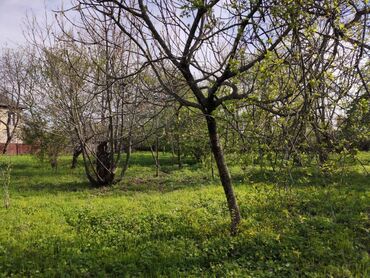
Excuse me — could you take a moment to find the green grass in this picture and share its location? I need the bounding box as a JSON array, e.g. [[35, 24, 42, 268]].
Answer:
[[0, 152, 369, 277]]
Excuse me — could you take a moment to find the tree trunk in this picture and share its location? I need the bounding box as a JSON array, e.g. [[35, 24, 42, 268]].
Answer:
[[175, 107, 182, 168], [71, 145, 83, 169], [210, 150, 215, 180], [205, 114, 241, 235], [2, 124, 13, 154], [96, 141, 115, 186], [155, 136, 160, 177], [150, 139, 160, 178], [176, 134, 182, 169], [312, 123, 329, 166], [120, 137, 132, 178], [2, 138, 11, 154], [171, 139, 175, 161]]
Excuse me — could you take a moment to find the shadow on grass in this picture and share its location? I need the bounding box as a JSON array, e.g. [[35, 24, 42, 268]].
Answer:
[[6, 153, 369, 197], [236, 167, 369, 190], [13, 181, 90, 195], [117, 171, 212, 194], [129, 152, 197, 167]]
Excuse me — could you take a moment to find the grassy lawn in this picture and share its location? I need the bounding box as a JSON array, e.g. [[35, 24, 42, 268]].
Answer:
[[0, 152, 369, 277]]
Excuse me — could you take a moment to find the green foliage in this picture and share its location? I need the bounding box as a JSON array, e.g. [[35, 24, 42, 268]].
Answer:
[[341, 97, 370, 151], [0, 152, 369, 277], [162, 106, 209, 162], [22, 117, 69, 167]]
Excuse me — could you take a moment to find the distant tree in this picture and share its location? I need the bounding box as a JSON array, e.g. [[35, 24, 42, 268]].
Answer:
[[341, 96, 370, 151], [22, 115, 69, 169], [26, 12, 166, 186], [0, 48, 35, 154]]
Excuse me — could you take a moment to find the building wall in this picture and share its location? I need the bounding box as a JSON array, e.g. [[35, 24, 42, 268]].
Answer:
[[0, 107, 24, 144], [0, 143, 34, 155], [0, 107, 34, 155]]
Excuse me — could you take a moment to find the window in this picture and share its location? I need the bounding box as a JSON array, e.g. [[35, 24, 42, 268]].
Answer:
[[8, 112, 16, 126]]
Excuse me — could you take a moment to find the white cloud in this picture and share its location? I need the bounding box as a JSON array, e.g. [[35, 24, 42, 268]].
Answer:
[[0, 0, 63, 47]]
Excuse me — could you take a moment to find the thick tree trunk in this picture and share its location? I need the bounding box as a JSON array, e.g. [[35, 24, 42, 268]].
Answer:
[[96, 141, 115, 186], [71, 145, 83, 169], [205, 114, 241, 235]]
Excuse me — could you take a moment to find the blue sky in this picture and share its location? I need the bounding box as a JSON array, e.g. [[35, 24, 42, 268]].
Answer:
[[0, 0, 63, 47]]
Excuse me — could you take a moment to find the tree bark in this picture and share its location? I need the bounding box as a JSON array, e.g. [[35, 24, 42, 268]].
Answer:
[[205, 114, 241, 235], [153, 135, 160, 177], [120, 137, 132, 178], [2, 115, 15, 154], [176, 134, 182, 169], [96, 141, 115, 186], [210, 150, 215, 180], [71, 144, 83, 169], [175, 107, 182, 168], [2, 138, 11, 154]]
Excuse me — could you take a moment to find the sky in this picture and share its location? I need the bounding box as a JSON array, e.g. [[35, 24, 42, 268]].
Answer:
[[0, 0, 63, 47]]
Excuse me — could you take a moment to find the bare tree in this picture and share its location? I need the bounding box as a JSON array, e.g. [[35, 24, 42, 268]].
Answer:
[[68, 0, 369, 234], [0, 48, 35, 154], [25, 9, 167, 186]]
